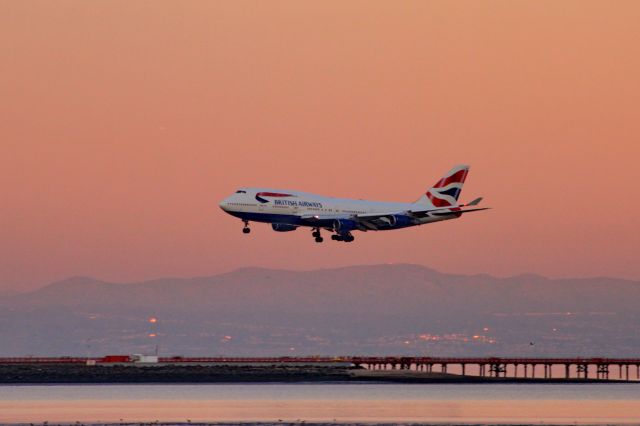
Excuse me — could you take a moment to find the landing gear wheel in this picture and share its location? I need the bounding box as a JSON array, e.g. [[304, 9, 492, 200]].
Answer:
[[331, 235, 343, 241], [242, 227, 251, 234], [315, 237, 324, 243]]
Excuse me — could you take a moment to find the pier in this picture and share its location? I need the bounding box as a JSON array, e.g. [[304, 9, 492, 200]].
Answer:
[[350, 357, 640, 380], [1, 356, 639, 381]]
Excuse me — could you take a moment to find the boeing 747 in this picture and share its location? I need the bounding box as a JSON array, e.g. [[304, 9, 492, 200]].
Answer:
[[219, 165, 488, 243]]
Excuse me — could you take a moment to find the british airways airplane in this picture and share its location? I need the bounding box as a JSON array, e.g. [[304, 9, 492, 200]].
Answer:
[[219, 165, 488, 243]]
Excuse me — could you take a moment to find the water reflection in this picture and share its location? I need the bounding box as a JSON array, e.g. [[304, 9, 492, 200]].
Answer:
[[1, 384, 640, 424]]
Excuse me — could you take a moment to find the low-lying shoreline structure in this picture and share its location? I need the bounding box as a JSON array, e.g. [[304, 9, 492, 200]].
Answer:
[[1, 356, 639, 384]]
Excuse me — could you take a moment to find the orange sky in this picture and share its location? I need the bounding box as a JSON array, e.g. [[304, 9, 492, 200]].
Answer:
[[1, 1, 639, 290]]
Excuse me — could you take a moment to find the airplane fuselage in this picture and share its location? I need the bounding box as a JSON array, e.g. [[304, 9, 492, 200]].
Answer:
[[220, 188, 442, 227]]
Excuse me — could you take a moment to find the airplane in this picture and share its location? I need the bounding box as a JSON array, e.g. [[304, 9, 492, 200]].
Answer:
[[219, 165, 488, 243]]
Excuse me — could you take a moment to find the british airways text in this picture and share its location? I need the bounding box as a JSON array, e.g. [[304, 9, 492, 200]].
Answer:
[[274, 199, 323, 208]]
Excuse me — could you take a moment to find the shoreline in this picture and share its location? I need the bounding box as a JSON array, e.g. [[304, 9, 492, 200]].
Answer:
[[5, 421, 640, 426], [6, 424, 640, 426]]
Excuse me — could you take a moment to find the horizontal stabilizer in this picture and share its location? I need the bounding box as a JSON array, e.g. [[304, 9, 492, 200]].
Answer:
[[431, 207, 490, 216], [465, 197, 483, 206]]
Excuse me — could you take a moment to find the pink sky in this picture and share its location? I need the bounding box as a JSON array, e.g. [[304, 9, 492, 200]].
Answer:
[[2, 1, 639, 291]]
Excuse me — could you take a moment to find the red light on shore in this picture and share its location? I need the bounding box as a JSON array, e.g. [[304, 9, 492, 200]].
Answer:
[[148, 317, 157, 323]]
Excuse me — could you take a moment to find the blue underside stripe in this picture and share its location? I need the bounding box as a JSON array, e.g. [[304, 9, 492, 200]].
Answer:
[[230, 211, 296, 223], [227, 211, 419, 231]]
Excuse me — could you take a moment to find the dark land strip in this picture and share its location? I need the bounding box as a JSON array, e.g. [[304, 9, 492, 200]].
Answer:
[[0, 364, 631, 384]]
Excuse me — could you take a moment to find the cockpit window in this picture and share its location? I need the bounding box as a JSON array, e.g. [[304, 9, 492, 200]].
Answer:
[[235, 190, 247, 194]]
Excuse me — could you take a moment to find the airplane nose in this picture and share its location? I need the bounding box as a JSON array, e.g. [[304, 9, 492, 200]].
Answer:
[[219, 199, 229, 211]]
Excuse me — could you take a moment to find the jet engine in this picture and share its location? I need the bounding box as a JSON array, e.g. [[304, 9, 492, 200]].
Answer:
[[333, 219, 359, 233], [388, 214, 414, 228], [271, 223, 298, 232]]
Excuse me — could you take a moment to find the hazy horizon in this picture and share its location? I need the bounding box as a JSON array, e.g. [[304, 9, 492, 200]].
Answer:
[[5, 262, 640, 295], [2, 1, 640, 291], [2, 263, 639, 357]]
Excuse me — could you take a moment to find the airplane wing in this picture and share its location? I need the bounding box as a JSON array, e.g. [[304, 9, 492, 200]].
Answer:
[[300, 213, 378, 231], [301, 205, 489, 231], [358, 206, 490, 222], [357, 197, 489, 221], [300, 213, 351, 221]]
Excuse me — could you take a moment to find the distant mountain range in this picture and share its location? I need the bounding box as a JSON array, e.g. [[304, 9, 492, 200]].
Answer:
[[1, 264, 638, 357]]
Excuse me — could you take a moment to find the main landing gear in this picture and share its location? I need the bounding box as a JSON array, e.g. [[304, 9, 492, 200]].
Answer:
[[313, 228, 354, 243], [331, 233, 354, 243], [242, 220, 251, 234]]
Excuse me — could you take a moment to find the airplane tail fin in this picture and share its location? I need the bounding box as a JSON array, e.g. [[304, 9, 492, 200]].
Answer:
[[414, 165, 470, 208]]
